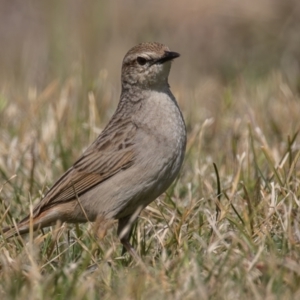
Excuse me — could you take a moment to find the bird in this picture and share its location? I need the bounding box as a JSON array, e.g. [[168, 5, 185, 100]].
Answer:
[[3, 42, 186, 262]]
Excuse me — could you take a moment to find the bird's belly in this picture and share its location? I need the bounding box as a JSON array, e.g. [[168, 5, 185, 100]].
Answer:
[[112, 112, 186, 218]]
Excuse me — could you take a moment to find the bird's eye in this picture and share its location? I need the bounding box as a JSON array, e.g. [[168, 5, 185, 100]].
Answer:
[[137, 57, 147, 65]]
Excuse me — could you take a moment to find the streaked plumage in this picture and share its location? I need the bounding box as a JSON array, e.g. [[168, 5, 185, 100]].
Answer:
[[3, 42, 186, 261]]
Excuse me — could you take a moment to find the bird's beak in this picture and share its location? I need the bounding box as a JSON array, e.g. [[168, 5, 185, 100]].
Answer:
[[153, 51, 180, 65]]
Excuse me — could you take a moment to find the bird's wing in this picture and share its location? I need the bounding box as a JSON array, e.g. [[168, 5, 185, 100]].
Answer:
[[33, 119, 137, 215]]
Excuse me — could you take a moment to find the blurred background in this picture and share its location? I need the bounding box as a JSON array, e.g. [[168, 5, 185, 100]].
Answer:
[[1, 0, 300, 89]]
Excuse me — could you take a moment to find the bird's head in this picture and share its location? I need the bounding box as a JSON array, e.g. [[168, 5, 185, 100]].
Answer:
[[121, 42, 180, 90]]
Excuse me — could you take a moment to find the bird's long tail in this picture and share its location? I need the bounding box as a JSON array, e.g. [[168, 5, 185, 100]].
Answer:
[[2, 207, 65, 239]]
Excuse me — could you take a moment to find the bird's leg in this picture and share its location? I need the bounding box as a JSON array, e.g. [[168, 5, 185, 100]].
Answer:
[[117, 213, 138, 256], [121, 222, 134, 255], [120, 236, 141, 263], [117, 207, 148, 271]]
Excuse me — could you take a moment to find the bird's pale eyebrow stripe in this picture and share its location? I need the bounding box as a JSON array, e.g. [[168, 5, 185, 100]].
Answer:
[[138, 52, 154, 58]]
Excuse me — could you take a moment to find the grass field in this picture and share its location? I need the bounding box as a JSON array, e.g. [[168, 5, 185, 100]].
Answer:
[[1, 1, 300, 299]]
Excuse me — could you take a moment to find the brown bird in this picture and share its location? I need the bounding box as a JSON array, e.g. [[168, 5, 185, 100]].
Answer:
[[3, 42, 186, 262]]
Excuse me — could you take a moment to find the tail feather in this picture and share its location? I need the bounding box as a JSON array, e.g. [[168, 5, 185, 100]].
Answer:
[[2, 219, 31, 239], [2, 207, 67, 239]]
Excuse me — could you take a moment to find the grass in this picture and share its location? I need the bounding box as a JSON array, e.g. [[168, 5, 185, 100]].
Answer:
[[1, 71, 300, 299], [1, 1, 300, 299]]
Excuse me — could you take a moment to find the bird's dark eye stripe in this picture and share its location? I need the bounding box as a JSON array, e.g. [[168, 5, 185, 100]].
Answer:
[[137, 56, 147, 65]]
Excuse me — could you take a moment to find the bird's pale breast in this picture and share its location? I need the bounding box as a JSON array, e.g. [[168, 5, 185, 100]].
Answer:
[[76, 89, 186, 221]]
